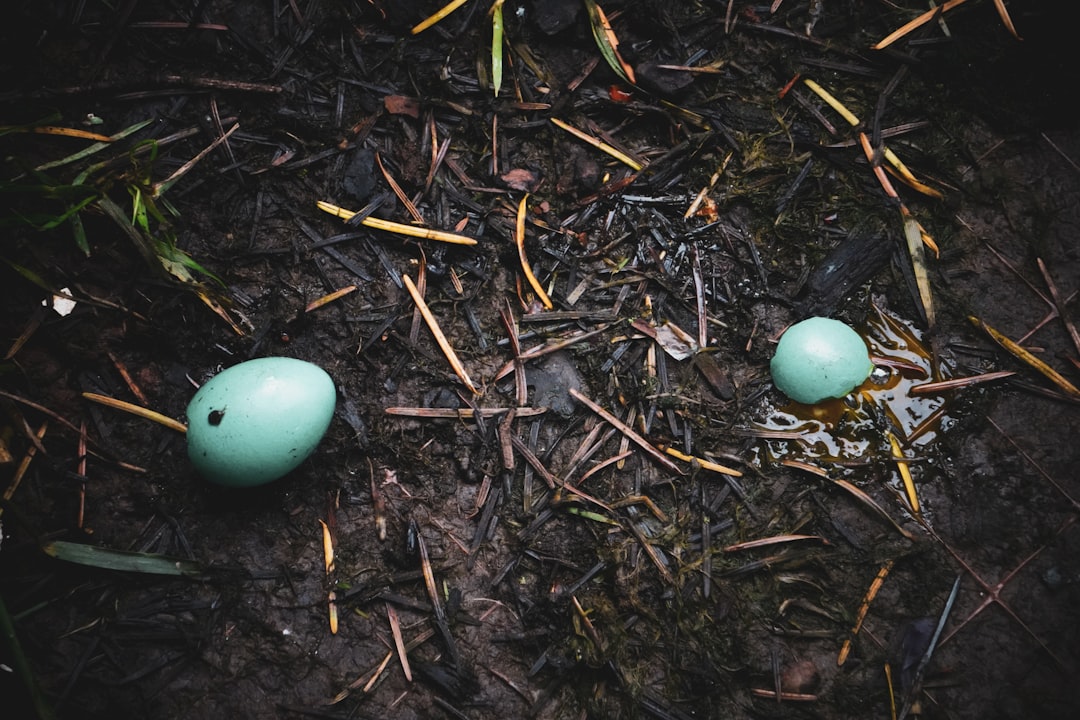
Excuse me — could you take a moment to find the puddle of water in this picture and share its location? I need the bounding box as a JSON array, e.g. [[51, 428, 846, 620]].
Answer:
[[747, 308, 957, 474]]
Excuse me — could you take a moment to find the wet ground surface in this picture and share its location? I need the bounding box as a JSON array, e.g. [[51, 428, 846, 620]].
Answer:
[[2, 2, 1079, 719]]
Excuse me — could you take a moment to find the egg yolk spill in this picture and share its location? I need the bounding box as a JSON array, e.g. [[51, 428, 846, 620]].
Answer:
[[748, 308, 956, 472]]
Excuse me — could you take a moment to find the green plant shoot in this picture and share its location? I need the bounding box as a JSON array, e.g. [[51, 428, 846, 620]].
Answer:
[[583, 0, 636, 85], [491, 0, 505, 97]]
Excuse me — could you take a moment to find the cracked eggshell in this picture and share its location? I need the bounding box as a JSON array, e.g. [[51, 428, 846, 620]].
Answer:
[[186, 357, 336, 487], [770, 317, 873, 405]]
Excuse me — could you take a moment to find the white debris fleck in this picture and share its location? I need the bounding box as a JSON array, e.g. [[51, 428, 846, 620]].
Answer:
[[45, 288, 77, 317]]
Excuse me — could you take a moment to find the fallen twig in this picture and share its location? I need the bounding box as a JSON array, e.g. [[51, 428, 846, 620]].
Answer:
[[969, 315, 1080, 399], [568, 388, 685, 476], [317, 201, 477, 245]]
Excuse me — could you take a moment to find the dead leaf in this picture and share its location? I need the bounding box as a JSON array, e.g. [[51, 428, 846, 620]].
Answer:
[[500, 168, 543, 192], [384, 95, 421, 118]]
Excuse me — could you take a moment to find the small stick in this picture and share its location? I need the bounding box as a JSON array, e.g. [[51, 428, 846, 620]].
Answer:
[[873, 0, 968, 50], [509, 435, 558, 490], [838, 560, 895, 666], [427, 113, 439, 187], [416, 530, 462, 668], [664, 446, 742, 477], [490, 114, 498, 176], [610, 494, 669, 523], [316, 201, 477, 245], [724, 535, 830, 552], [563, 421, 609, 481], [514, 195, 553, 309], [897, 576, 962, 720], [402, 274, 479, 394], [467, 483, 502, 570], [616, 407, 634, 470], [900, 207, 936, 328], [832, 478, 916, 541], [305, 285, 357, 313], [385, 407, 545, 418], [970, 315, 1080, 398], [370, 459, 387, 541], [107, 351, 149, 405], [81, 392, 187, 433], [990, 0, 1020, 39], [409, 249, 427, 344], [1040, 132, 1080, 175], [803, 79, 941, 198], [692, 244, 708, 349], [908, 371, 1015, 395], [984, 243, 1053, 307], [386, 603, 412, 681], [499, 301, 527, 405], [1, 422, 48, 512], [361, 652, 395, 694], [411, 0, 469, 34], [497, 410, 516, 471], [1018, 293, 1077, 345], [493, 322, 617, 381], [550, 117, 643, 171], [1037, 258, 1080, 357], [578, 451, 632, 484], [625, 520, 675, 585], [376, 151, 423, 224], [153, 123, 239, 196], [569, 388, 685, 476], [749, 689, 818, 702], [571, 596, 606, 651], [888, 432, 920, 514], [77, 421, 87, 529], [785, 452, 914, 540]]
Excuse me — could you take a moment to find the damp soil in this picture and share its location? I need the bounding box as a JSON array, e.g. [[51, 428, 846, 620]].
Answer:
[[2, 2, 1079, 719]]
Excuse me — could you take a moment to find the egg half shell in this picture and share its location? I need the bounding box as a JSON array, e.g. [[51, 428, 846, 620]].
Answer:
[[186, 357, 336, 487], [770, 317, 873, 405]]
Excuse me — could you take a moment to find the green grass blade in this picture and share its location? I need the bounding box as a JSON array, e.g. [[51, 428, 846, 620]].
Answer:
[[583, 0, 634, 85], [2, 258, 54, 292], [492, 0, 505, 97], [70, 211, 89, 256], [43, 540, 203, 577], [0, 594, 55, 720], [33, 118, 154, 172], [0, 112, 62, 138]]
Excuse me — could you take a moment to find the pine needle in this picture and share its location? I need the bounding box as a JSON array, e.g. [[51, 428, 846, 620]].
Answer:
[[514, 194, 553, 309], [316, 201, 478, 245], [970, 315, 1080, 399], [889, 431, 920, 514], [873, 0, 970, 50], [81, 392, 188, 433], [550, 118, 643, 171], [411, 0, 470, 35], [663, 446, 743, 477], [403, 274, 479, 394]]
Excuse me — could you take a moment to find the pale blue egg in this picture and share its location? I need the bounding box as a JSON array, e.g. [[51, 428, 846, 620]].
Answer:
[[770, 317, 873, 405], [186, 357, 336, 487]]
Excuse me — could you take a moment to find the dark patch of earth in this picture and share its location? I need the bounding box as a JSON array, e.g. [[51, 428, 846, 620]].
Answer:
[[2, 2, 1079, 719]]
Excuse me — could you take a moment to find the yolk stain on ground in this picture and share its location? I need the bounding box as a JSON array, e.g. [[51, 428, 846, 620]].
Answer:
[[750, 307, 955, 469]]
